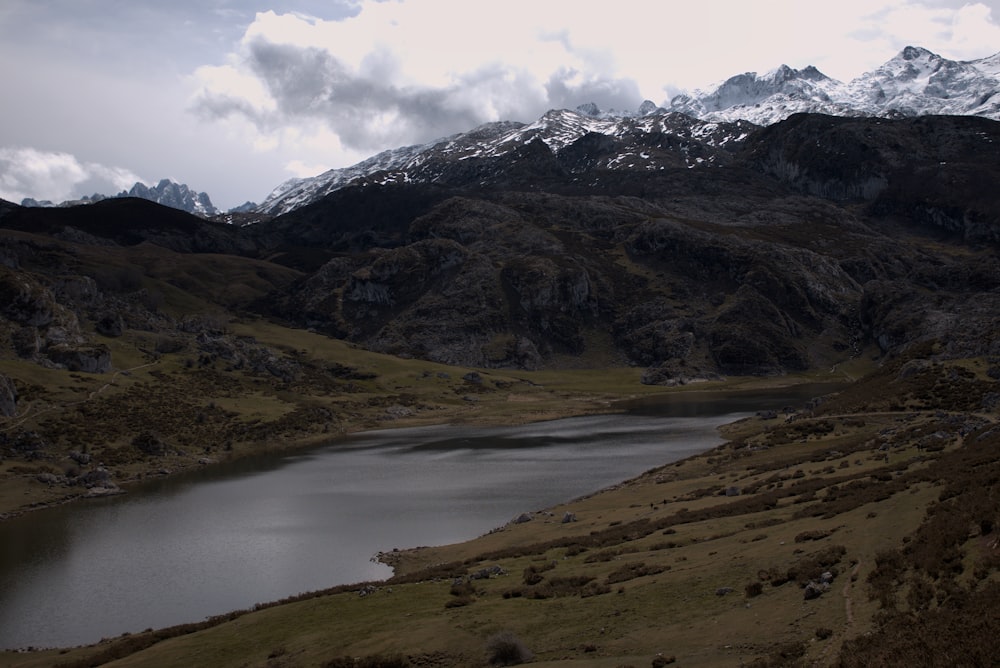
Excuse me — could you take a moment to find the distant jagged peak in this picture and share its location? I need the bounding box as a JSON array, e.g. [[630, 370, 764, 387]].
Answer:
[[636, 99, 655, 115], [667, 45, 1000, 125], [19, 178, 219, 217], [569, 100, 666, 120]]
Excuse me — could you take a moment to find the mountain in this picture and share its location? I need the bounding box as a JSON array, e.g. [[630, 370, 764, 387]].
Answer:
[[123, 179, 218, 217], [21, 178, 220, 217], [669, 45, 1000, 125], [257, 46, 999, 217], [256, 112, 756, 216]]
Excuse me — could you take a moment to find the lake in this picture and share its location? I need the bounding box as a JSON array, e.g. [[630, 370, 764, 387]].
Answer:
[[0, 384, 837, 649]]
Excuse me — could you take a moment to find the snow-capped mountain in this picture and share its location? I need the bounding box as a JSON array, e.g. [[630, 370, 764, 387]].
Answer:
[[22, 179, 219, 217], [669, 46, 1000, 125], [257, 46, 1000, 216], [257, 110, 755, 215]]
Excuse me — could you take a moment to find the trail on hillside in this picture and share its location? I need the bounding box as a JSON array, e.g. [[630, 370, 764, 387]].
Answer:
[[0, 360, 159, 433]]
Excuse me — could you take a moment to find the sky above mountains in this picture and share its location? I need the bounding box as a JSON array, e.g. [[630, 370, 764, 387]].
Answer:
[[1, 0, 999, 210]]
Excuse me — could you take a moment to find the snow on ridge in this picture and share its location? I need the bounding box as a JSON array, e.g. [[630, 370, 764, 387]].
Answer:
[[256, 46, 1000, 216], [673, 46, 1000, 126]]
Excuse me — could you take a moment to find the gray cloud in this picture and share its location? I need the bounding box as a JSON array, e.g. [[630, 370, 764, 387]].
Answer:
[[544, 67, 644, 113], [0, 147, 143, 204], [193, 35, 647, 155], [196, 38, 527, 152]]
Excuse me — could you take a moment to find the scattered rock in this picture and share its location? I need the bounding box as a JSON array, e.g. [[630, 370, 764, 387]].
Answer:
[[69, 451, 91, 465], [513, 512, 533, 524], [357, 584, 379, 597], [36, 472, 63, 485], [384, 404, 414, 419], [79, 467, 112, 488], [469, 565, 506, 580], [46, 343, 112, 373], [803, 581, 828, 600], [715, 587, 735, 596], [562, 511, 577, 524]]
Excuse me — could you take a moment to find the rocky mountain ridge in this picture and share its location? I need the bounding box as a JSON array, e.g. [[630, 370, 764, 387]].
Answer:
[[3, 111, 997, 382], [21, 178, 223, 218], [257, 111, 758, 215], [669, 46, 1000, 124], [256, 46, 1000, 216]]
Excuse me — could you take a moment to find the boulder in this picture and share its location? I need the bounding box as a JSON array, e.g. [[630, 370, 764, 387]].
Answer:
[[803, 582, 827, 600], [46, 343, 112, 373], [79, 467, 112, 487], [69, 451, 91, 465]]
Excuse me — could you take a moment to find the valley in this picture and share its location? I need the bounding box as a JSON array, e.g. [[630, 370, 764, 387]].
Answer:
[[1, 95, 998, 666]]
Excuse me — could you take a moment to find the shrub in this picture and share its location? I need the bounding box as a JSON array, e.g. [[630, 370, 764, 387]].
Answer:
[[486, 631, 533, 666], [606, 562, 667, 584]]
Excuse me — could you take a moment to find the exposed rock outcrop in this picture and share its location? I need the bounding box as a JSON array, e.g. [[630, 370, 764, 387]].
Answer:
[[0, 373, 17, 417]]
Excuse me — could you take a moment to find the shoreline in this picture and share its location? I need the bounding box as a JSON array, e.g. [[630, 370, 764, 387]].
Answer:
[[0, 376, 853, 655], [0, 372, 852, 523]]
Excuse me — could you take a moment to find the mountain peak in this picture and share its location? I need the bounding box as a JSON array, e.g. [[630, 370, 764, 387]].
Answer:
[[638, 99, 660, 116], [20, 179, 220, 217], [666, 46, 998, 126], [898, 45, 936, 61]]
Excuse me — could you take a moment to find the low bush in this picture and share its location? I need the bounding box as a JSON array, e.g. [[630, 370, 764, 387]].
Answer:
[[486, 631, 533, 666]]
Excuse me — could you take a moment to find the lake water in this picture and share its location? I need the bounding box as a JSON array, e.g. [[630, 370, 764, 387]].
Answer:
[[0, 384, 837, 649]]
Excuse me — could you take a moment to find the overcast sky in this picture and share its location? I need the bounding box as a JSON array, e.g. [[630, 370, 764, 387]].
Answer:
[[1, 0, 999, 210]]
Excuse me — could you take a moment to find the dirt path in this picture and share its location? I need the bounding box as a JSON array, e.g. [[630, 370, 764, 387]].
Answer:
[[813, 559, 862, 666], [843, 560, 861, 626]]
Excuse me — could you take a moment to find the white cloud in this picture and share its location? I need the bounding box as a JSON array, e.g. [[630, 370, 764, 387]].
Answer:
[[948, 3, 1000, 58], [0, 147, 143, 204]]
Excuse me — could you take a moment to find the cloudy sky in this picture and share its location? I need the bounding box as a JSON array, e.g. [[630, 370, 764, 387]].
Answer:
[[1, 0, 999, 210]]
